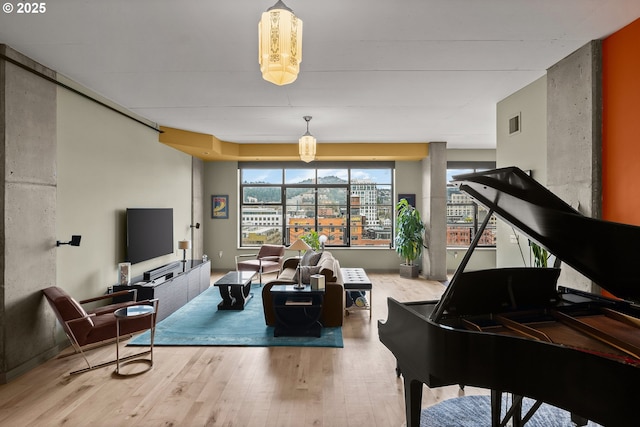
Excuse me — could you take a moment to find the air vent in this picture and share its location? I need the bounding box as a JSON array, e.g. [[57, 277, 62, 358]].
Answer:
[[508, 113, 521, 135]]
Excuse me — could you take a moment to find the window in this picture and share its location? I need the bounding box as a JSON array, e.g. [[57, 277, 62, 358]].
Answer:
[[239, 162, 394, 248], [446, 162, 496, 247]]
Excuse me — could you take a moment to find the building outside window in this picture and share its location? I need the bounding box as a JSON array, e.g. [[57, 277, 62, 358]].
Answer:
[[446, 162, 497, 247], [239, 163, 394, 248]]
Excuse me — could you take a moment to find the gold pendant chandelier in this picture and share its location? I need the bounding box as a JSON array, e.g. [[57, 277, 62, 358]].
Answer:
[[258, 0, 303, 86]]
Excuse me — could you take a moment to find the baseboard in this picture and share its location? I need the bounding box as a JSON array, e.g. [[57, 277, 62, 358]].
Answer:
[[0, 342, 69, 384]]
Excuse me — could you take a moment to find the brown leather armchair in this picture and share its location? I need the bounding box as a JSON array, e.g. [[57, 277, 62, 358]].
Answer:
[[235, 244, 286, 283], [42, 286, 157, 375]]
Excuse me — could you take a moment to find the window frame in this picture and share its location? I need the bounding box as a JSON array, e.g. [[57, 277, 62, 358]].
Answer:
[[446, 161, 497, 248], [239, 162, 394, 248]]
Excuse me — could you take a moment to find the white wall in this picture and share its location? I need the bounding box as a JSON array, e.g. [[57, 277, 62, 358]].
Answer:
[[203, 161, 239, 270], [56, 88, 193, 300], [496, 75, 548, 268], [447, 149, 496, 163]]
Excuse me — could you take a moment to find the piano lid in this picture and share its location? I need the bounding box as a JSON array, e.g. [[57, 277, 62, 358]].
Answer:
[[452, 166, 640, 301]]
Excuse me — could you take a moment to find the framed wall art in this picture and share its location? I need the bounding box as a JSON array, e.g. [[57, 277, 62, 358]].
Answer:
[[398, 193, 416, 208], [211, 195, 229, 219]]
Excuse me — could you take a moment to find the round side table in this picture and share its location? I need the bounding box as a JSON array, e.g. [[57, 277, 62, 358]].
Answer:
[[114, 304, 156, 376]]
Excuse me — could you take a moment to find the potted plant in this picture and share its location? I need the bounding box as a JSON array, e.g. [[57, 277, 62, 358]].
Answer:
[[300, 230, 321, 252], [395, 198, 426, 278], [530, 241, 550, 268]]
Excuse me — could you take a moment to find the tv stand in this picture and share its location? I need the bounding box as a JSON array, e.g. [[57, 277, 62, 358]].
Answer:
[[114, 259, 211, 321]]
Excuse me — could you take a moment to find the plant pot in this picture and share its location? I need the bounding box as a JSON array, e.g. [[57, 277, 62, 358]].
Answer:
[[399, 263, 419, 278]]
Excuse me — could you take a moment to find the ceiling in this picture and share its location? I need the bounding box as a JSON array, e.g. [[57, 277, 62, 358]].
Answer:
[[1, 0, 640, 151]]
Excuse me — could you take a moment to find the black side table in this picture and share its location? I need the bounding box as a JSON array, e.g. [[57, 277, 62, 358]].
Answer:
[[270, 284, 325, 337]]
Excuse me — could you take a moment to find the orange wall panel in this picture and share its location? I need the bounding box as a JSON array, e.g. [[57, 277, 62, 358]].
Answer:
[[602, 18, 640, 226]]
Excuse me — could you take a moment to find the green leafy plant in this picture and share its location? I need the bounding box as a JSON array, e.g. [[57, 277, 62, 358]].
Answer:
[[300, 230, 321, 252], [530, 241, 549, 268], [395, 198, 426, 265]]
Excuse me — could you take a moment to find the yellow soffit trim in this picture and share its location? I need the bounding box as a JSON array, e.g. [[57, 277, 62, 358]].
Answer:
[[159, 126, 429, 161]]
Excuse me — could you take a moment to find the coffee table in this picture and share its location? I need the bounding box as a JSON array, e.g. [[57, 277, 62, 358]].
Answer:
[[214, 271, 256, 310]]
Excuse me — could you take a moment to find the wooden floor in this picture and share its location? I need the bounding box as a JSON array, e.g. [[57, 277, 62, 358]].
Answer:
[[0, 272, 487, 427]]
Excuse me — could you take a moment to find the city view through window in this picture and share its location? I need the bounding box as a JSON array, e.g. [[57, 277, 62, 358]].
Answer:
[[240, 166, 393, 247], [447, 167, 497, 247], [239, 164, 496, 249]]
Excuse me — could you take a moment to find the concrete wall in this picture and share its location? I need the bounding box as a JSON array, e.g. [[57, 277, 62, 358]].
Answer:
[[492, 41, 602, 294], [422, 142, 447, 281], [0, 45, 58, 382], [191, 157, 204, 260], [547, 41, 602, 293], [496, 76, 548, 268], [0, 45, 199, 382]]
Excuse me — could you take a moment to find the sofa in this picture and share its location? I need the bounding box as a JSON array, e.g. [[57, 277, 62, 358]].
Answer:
[[262, 251, 344, 327]]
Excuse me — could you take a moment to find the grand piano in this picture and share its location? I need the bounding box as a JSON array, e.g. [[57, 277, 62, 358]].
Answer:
[[379, 167, 640, 427]]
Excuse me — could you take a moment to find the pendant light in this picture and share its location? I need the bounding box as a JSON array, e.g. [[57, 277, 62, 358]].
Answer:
[[258, 0, 303, 86], [299, 116, 316, 163]]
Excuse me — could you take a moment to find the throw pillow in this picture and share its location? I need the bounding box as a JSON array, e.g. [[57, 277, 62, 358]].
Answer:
[[300, 250, 321, 266], [294, 265, 322, 284]]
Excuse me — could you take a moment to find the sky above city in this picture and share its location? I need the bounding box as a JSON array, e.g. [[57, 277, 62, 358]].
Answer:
[[242, 168, 392, 184]]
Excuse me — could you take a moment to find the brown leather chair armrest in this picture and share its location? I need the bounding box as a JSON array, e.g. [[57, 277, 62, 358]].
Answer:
[[79, 288, 138, 304]]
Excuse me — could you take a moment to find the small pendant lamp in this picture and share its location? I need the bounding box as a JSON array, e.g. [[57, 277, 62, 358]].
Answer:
[[299, 116, 316, 163]]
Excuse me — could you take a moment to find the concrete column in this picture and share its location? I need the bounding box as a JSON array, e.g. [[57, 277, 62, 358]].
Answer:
[[547, 40, 602, 293], [0, 45, 58, 382], [422, 141, 447, 281], [191, 157, 204, 261]]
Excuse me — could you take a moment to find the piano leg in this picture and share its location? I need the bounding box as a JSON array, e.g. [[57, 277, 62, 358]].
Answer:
[[490, 390, 502, 427], [491, 391, 527, 427], [403, 375, 423, 427], [512, 395, 523, 427], [491, 391, 588, 427]]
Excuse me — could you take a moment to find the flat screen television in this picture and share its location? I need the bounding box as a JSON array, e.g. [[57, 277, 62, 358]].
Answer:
[[126, 208, 174, 264]]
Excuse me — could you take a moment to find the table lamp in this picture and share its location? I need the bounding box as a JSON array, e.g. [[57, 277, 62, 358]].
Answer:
[[178, 240, 191, 263], [289, 238, 311, 289]]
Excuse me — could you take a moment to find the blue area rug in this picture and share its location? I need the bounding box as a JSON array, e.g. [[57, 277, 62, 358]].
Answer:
[[421, 395, 602, 427], [128, 284, 343, 348]]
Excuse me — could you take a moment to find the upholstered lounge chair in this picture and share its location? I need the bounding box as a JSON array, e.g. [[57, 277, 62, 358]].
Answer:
[[235, 244, 286, 283], [42, 286, 157, 375]]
